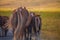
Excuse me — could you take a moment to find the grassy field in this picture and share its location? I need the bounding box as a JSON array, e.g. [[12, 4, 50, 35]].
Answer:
[[40, 12, 60, 40], [0, 11, 60, 40]]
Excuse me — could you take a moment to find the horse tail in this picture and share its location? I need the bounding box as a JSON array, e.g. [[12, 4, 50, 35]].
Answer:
[[35, 15, 42, 33]]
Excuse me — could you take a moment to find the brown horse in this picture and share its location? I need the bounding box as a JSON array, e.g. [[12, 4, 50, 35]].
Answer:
[[8, 7, 32, 40]]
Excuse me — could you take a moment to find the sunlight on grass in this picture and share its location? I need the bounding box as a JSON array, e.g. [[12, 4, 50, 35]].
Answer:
[[0, 7, 60, 12]]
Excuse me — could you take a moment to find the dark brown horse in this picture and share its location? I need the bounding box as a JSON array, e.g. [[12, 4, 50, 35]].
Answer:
[[25, 12, 42, 40], [23, 12, 41, 40], [0, 16, 9, 36]]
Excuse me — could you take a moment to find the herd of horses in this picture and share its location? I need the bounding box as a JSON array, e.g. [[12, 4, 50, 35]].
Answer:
[[0, 7, 41, 40]]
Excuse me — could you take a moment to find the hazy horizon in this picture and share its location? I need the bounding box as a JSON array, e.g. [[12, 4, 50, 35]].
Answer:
[[0, 0, 60, 11]]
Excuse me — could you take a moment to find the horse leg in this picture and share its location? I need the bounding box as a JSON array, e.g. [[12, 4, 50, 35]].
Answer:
[[24, 28, 29, 40], [28, 26, 32, 40], [5, 29, 8, 36]]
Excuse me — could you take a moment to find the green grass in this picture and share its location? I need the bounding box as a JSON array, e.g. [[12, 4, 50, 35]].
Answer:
[[0, 11, 12, 17], [0, 11, 60, 40], [39, 12, 60, 40]]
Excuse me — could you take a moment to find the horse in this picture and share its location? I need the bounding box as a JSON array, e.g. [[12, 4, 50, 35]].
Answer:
[[8, 7, 32, 40], [33, 15, 41, 40], [25, 12, 42, 40], [0, 16, 9, 36], [35, 15, 41, 33]]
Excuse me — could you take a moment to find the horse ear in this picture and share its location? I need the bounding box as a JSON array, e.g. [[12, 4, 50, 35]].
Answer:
[[30, 12, 35, 15], [23, 7, 26, 9], [17, 7, 23, 11]]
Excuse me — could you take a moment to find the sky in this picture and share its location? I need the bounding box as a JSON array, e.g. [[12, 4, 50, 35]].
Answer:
[[0, 0, 60, 11]]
